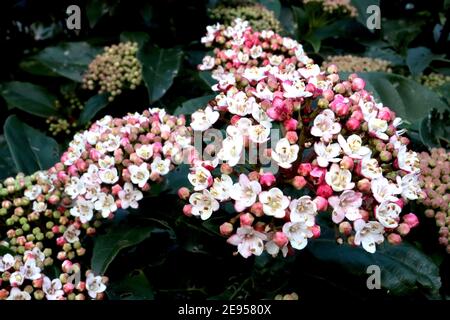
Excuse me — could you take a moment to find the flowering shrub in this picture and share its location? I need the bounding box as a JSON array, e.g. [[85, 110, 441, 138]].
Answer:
[[322, 55, 393, 73]]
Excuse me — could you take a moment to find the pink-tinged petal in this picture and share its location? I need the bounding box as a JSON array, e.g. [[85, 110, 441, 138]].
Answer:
[[227, 234, 242, 246], [332, 210, 345, 224]]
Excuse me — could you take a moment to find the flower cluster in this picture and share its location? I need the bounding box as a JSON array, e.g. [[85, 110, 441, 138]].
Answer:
[[47, 93, 83, 137], [419, 72, 450, 90], [190, 18, 422, 257], [274, 292, 299, 300], [209, 4, 282, 33], [0, 107, 194, 299], [83, 42, 142, 101], [303, 0, 358, 17], [322, 55, 392, 73], [418, 148, 450, 253]]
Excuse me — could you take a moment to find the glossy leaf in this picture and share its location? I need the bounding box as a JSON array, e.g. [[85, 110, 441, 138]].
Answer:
[[174, 95, 215, 115], [138, 45, 182, 103], [1, 82, 58, 117], [3, 116, 60, 174], [0, 137, 17, 179], [78, 94, 110, 125], [406, 47, 443, 76]]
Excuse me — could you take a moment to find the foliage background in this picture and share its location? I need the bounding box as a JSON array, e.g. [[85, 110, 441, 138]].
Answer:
[[0, 0, 449, 300]]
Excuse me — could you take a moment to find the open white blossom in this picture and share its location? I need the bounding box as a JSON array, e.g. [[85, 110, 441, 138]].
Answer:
[[229, 174, 262, 211], [397, 145, 420, 173], [188, 166, 213, 191], [136, 144, 153, 160], [189, 189, 220, 220], [354, 219, 384, 253], [150, 157, 171, 175], [371, 176, 400, 203], [65, 177, 86, 199], [94, 193, 118, 218], [314, 141, 341, 167], [259, 188, 289, 218], [375, 201, 401, 228], [7, 287, 31, 300], [325, 164, 355, 192], [361, 157, 383, 180], [310, 109, 341, 142], [337, 134, 371, 159], [19, 258, 41, 280], [98, 167, 119, 184], [289, 196, 317, 226], [283, 221, 313, 250], [43, 277, 64, 300], [248, 123, 271, 143], [190, 106, 220, 131], [227, 226, 267, 258], [209, 174, 233, 201], [118, 182, 143, 209], [70, 198, 94, 223], [368, 118, 389, 140], [217, 135, 244, 167], [397, 173, 422, 200], [24, 185, 42, 200], [129, 163, 150, 188], [271, 138, 299, 169], [86, 273, 107, 299]]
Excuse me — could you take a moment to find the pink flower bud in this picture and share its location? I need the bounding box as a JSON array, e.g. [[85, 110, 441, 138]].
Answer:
[[183, 204, 192, 217], [339, 221, 352, 236], [334, 102, 350, 117], [351, 78, 365, 91], [292, 176, 307, 190], [259, 172, 276, 187], [297, 163, 312, 176], [220, 163, 233, 175], [377, 107, 392, 121], [387, 233, 402, 245], [230, 115, 241, 125], [283, 118, 298, 131], [33, 277, 43, 288], [311, 225, 321, 238], [396, 223, 410, 236], [351, 110, 364, 121], [62, 260, 73, 273], [357, 178, 371, 193], [286, 131, 298, 144], [322, 89, 334, 101], [240, 213, 254, 226], [63, 283, 75, 294], [248, 171, 260, 181], [56, 236, 66, 246], [327, 64, 338, 74], [346, 118, 360, 131], [111, 184, 122, 196], [178, 187, 190, 200], [340, 156, 354, 170], [402, 213, 419, 228], [313, 196, 328, 211], [359, 209, 369, 221], [220, 222, 234, 236], [273, 231, 288, 247], [316, 184, 333, 198], [250, 202, 264, 217]]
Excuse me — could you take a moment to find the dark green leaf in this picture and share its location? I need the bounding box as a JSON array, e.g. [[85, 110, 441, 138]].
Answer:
[[78, 94, 109, 125], [34, 42, 101, 82], [108, 270, 154, 300], [419, 109, 450, 149], [174, 95, 215, 115], [3, 116, 60, 174], [138, 45, 183, 103], [364, 46, 404, 66], [0, 137, 17, 179], [351, 0, 380, 28], [86, 0, 110, 28], [308, 240, 441, 296], [198, 71, 216, 89], [406, 47, 443, 76], [19, 59, 60, 77], [92, 224, 162, 274], [344, 72, 448, 122], [1, 82, 58, 117]]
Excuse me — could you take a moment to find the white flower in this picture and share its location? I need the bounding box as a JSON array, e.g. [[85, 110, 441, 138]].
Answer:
[[86, 273, 107, 299], [242, 66, 267, 82], [0, 254, 15, 272], [314, 141, 341, 167], [7, 287, 31, 300], [188, 166, 213, 191], [189, 189, 220, 220], [282, 221, 313, 250], [375, 201, 401, 228], [337, 134, 371, 159], [299, 64, 320, 79], [360, 101, 381, 121], [238, 51, 249, 63], [328, 190, 362, 223], [252, 102, 273, 122], [368, 118, 389, 140], [190, 106, 220, 131], [70, 198, 94, 223], [19, 258, 41, 280], [289, 196, 317, 226], [266, 239, 288, 258], [397, 145, 420, 173], [217, 135, 244, 167], [63, 224, 81, 243], [229, 174, 262, 211], [361, 157, 383, 179], [94, 193, 118, 218], [248, 123, 271, 143], [199, 55, 215, 70], [282, 79, 312, 98], [43, 277, 64, 300], [32, 201, 47, 213], [136, 144, 153, 160], [151, 157, 171, 175], [23, 247, 45, 262], [269, 55, 283, 66], [226, 92, 254, 116], [371, 176, 400, 203], [24, 185, 42, 200], [325, 164, 355, 192], [118, 182, 143, 209], [98, 155, 115, 169], [271, 138, 299, 169], [227, 226, 267, 258], [250, 45, 262, 59], [354, 219, 384, 253], [253, 82, 274, 101], [397, 173, 422, 200], [210, 174, 233, 201], [259, 188, 290, 218], [98, 167, 119, 184], [128, 163, 150, 188], [9, 271, 25, 286], [310, 110, 341, 142], [65, 177, 87, 199]]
